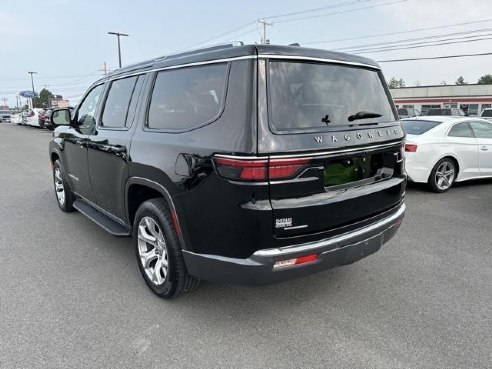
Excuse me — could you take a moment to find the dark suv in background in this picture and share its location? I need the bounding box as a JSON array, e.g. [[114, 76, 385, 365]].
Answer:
[[49, 44, 406, 298]]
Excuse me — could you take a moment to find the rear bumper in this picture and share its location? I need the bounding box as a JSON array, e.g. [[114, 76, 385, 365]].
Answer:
[[183, 202, 406, 286]]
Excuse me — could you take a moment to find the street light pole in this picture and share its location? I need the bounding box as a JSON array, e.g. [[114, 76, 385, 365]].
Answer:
[[28, 71, 37, 108], [108, 31, 129, 68]]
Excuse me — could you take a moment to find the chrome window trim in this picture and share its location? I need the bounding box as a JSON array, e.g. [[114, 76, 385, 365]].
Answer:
[[258, 54, 380, 70], [98, 54, 379, 85], [215, 141, 403, 161]]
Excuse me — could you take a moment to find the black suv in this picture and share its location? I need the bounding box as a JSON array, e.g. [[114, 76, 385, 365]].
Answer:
[[49, 44, 406, 298]]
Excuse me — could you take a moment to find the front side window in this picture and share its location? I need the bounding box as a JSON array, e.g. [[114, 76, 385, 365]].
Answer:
[[448, 122, 475, 138], [148, 63, 228, 131], [77, 84, 104, 131], [481, 109, 492, 117], [470, 121, 492, 138], [268, 61, 395, 132], [101, 76, 138, 128]]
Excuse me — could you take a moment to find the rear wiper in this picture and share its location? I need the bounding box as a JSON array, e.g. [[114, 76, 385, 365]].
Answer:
[[347, 111, 382, 122]]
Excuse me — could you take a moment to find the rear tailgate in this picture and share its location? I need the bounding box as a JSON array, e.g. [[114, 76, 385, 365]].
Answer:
[[269, 142, 405, 237], [257, 55, 405, 238]]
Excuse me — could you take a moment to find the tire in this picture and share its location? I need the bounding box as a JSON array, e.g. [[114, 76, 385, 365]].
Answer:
[[133, 198, 200, 298], [53, 159, 75, 212], [428, 158, 457, 193]]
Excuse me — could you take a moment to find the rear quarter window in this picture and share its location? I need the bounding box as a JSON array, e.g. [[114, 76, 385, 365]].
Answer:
[[147, 63, 229, 131], [400, 119, 442, 135]]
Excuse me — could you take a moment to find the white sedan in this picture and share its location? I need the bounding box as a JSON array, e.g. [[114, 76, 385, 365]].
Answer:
[[402, 116, 492, 192], [24, 108, 46, 128]]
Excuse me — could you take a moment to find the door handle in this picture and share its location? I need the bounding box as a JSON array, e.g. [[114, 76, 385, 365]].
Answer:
[[480, 146, 489, 151], [111, 146, 126, 153]]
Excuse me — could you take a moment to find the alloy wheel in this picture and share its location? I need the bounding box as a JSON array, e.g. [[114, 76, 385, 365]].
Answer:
[[137, 217, 169, 286], [54, 167, 66, 206], [435, 161, 455, 191]]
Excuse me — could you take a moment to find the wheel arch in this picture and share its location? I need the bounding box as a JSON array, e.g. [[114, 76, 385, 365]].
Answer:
[[125, 177, 187, 250], [49, 149, 61, 166], [435, 154, 460, 176]]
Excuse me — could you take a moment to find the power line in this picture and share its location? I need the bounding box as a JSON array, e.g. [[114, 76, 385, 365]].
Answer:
[[274, 0, 408, 24], [377, 52, 492, 63], [343, 33, 492, 54], [178, 0, 395, 50], [178, 21, 257, 51], [263, 0, 372, 20], [335, 27, 492, 52], [303, 17, 492, 45]]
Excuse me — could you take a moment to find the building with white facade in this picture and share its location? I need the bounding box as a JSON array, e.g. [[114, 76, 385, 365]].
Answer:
[[389, 84, 492, 116]]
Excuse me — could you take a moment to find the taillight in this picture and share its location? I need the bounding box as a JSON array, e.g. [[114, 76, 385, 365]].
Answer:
[[405, 144, 418, 152], [269, 158, 310, 179], [214, 157, 268, 181], [214, 156, 310, 182]]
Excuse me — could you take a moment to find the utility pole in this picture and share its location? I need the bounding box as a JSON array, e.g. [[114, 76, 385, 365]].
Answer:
[[99, 62, 110, 75], [108, 32, 129, 68], [257, 19, 273, 44], [28, 71, 37, 108]]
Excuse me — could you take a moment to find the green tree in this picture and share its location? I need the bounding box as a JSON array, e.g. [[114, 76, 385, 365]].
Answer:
[[388, 77, 405, 88], [455, 76, 468, 85], [33, 88, 54, 108], [477, 74, 492, 84]]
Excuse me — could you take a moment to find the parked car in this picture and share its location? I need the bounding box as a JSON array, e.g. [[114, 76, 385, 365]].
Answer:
[[397, 108, 421, 118], [49, 43, 406, 298], [39, 109, 49, 126], [402, 116, 492, 192], [25, 108, 47, 128], [425, 108, 465, 116], [10, 113, 23, 124], [0, 109, 11, 122], [479, 108, 492, 121]]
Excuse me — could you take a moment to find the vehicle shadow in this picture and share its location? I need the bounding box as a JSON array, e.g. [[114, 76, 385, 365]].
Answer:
[[406, 178, 492, 193]]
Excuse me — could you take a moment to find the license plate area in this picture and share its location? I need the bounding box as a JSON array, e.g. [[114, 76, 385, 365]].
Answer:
[[323, 151, 394, 189]]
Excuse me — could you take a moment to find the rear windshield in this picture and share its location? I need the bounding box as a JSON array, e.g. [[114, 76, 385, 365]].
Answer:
[[401, 119, 442, 135], [268, 61, 395, 132], [481, 109, 492, 117]]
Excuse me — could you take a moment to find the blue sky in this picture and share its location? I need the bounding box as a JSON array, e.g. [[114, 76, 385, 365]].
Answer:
[[1, 0, 492, 107]]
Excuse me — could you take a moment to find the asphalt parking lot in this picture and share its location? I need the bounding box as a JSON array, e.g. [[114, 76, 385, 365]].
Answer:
[[0, 123, 490, 369]]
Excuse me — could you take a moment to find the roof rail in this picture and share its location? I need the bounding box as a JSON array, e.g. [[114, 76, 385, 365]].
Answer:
[[155, 41, 244, 62]]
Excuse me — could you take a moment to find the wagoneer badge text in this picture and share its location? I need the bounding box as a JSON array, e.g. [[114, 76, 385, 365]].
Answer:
[[315, 128, 401, 143]]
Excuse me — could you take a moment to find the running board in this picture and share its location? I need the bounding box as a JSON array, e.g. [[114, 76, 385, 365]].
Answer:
[[73, 199, 131, 237]]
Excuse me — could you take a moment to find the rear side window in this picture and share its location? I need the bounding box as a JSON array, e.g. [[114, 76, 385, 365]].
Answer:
[[268, 61, 395, 132], [448, 122, 475, 137], [398, 109, 408, 115], [400, 119, 442, 135], [101, 76, 139, 128], [148, 63, 228, 131], [481, 109, 492, 117], [470, 121, 492, 138]]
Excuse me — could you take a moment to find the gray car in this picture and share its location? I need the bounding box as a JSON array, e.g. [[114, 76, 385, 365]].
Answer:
[[0, 110, 11, 123]]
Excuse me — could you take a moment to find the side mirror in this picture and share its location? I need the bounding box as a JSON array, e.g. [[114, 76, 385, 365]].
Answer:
[[51, 108, 72, 127]]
